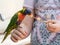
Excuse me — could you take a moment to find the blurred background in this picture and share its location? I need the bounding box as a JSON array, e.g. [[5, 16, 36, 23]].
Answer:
[[0, 0, 30, 45]]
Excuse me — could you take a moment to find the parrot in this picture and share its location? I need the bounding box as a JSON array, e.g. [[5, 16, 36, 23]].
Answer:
[[1, 8, 31, 43]]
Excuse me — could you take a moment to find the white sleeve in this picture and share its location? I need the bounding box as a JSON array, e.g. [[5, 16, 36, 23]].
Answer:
[[23, 0, 35, 9]]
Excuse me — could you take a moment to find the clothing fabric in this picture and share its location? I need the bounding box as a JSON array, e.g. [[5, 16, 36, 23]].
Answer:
[[23, 0, 60, 45]]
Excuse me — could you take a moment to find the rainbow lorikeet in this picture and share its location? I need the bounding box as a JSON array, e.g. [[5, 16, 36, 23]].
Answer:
[[1, 8, 31, 43]]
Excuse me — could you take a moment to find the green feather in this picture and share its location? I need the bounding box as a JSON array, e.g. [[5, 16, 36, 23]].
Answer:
[[1, 14, 18, 43], [4, 14, 18, 33]]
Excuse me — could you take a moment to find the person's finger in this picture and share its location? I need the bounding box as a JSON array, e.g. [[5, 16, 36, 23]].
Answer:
[[46, 23, 56, 32], [11, 36, 18, 42], [17, 28, 27, 36], [48, 23, 56, 29], [14, 30, 24, 37], [14, 30, 25, 39], [47, 28, 55, 32], [47, 25, 55, 32], [11, 33, 21, 40]]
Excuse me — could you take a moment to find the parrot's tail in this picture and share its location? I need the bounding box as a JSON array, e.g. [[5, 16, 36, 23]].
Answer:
[[1, 32, 10, 43]]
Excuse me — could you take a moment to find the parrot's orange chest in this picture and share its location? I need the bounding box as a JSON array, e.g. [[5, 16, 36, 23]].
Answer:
[[18, 13, 25, 21]]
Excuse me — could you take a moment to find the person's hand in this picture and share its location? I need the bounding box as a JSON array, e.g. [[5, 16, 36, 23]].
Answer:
[[11, 24, 29, 42], [46, 20, 60, 33]]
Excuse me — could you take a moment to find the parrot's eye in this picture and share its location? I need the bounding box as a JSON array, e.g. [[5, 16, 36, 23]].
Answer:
[[23, 9, 31, 15]]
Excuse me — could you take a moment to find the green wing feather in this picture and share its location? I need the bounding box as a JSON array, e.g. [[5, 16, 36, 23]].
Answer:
[[1, 13, 18, 43], [4, 13, 18, 33]]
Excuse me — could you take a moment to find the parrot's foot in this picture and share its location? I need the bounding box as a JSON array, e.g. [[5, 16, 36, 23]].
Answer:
[[16, 21, 21, 25]]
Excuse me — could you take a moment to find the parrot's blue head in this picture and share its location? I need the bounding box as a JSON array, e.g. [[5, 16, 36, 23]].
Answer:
[[23, 9, 31, 15]]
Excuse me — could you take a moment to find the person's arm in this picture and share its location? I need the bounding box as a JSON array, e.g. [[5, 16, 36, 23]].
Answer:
[[11, 12, 34, 42], [11, 0, 35, 42]]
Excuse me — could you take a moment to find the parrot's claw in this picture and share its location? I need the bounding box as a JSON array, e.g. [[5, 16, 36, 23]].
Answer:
[[18, 26, 22, 28], [16, 21, 21, 25]]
